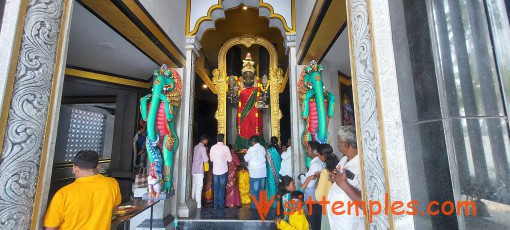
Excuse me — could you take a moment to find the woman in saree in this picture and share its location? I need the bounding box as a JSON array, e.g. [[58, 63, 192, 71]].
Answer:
[[266, 136, 282, 208], [202, 147, 213, 203], [225, 144, 241, 207]]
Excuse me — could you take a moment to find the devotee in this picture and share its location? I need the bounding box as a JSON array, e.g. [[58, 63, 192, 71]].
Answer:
[[226, 144, 241, 208], [210, 134, 232, 209], [315, 147, 339, 230], [277, 176, 298, 222], [191, 134, 209, 209], [244, 135, 267, 208], [279, 138, 293, 177], [238, 165, 252, 205], [202, 148, 214, 203], [328, 126, 364, 230], [266, 136, 282, 208], [275, 191, 310, 230], [300, 141, 323, 230], [44, 150, 121, 230], [132, 122, 147, 168]]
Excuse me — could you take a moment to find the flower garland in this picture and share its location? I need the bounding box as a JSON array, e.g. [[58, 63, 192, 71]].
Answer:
[[255, 76, 260, 134], [237, 77, 242, 134]]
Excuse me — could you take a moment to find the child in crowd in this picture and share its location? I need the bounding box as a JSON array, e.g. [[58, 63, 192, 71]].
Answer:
[[277, 176, 297, 222], [300, 141, 323, 230], [275, 191, 309, 230]]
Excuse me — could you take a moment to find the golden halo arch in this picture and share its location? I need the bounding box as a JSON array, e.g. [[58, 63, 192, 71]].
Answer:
[[212, 35, 284, 143]]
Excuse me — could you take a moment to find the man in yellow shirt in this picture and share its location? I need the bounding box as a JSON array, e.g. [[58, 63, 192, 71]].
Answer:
[[44, 150, 121, 230]]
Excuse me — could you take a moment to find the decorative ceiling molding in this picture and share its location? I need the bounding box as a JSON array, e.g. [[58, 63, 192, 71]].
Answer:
[[78, 0, 185, 67], [297, 0, 347, 65], [186, 0, 295, 40]]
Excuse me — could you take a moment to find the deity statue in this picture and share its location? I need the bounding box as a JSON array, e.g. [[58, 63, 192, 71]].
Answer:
[[148, 162, 161, 199], [342, 94, 355, 125], [258, 74, 270, 109], [232, 53, 269, 149], [299, 60, 335, 167], [140, 64, 182, 193]]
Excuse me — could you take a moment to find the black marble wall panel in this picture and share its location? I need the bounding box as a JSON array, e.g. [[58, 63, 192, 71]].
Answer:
[[403, 121, 458, 230], [390, 0, 458, 228], [0, 0, 5, 32], [398, 0, 442, 124], [390, 0, 510, 229], [111, 91, 138, 172]]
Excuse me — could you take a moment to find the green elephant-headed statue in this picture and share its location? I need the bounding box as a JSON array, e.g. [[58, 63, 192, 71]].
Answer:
[[140, 64, 182, 193], [299, 60, 335, 167]]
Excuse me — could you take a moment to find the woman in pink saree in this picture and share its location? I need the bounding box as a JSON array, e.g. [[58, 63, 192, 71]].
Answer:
[[225, 144, 241, 208], [202, 147, 213, 203]]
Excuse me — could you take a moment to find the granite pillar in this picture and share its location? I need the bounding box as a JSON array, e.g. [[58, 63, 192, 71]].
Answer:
[[172, 36, 200, 218], [285, 33, 304, 178], [346, 0, 390, 228], [0, 0, 73, 229], [367, 0, 416, 228]]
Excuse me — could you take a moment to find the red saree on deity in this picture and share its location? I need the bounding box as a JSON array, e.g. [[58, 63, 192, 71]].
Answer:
[[225, 153, 240, 207], [235, 87, 266, 149]]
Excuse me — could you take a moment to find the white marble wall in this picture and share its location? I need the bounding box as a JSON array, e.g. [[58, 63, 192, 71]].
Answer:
[[368, 0, 415, 228], [139, 0, 187, 54], [319, 60, 343, 157], [264, 0, 293, 29], [189, 0, 217, 32], [0, 0, 24, 112], [295, 0, 316, 49]]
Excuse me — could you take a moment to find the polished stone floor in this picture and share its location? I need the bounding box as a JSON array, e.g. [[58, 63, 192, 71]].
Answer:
[[191, 202, 277, 220], [178, 202, 277, 229]]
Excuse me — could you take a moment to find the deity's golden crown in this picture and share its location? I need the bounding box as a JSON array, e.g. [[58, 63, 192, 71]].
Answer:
[[242, 53, 255, 73]]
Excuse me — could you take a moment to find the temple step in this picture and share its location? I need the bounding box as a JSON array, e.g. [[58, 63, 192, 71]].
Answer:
[[178, 219, 276, 229], [178, 204, 277, 230]]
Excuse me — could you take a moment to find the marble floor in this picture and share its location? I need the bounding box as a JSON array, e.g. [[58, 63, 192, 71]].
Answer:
[[178, 203, 277, 229]]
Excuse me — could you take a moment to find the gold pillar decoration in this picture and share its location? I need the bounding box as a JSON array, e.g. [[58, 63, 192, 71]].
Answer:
[[212, 68, 228, 136], [269, 67, 284, 143], [213, 35, 282, 141]]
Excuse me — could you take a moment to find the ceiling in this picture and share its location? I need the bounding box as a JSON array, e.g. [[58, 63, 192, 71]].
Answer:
[[63, 1, 350, 99], [322, 30, 351, 76], [200, 6, 287, 69], [65, 3, 158, 81]]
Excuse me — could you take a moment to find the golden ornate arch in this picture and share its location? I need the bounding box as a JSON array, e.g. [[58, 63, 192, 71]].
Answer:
[[212, 35, 284, 142], [186, 0, 296, 36]]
